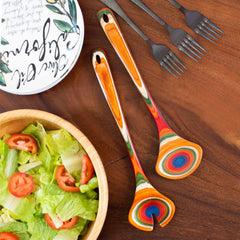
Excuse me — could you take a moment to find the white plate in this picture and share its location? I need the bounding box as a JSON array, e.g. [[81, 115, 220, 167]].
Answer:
[[0, 0, 84, 95]]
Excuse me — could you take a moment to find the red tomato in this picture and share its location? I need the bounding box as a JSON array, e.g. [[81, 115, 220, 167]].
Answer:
[[6, 133, 38, 154], [56, 165, 80, 192], [0, 232, 19, 240], [8, 172, 34, 198], [80, 155, 94, 185], [45, 214, 78, 230]]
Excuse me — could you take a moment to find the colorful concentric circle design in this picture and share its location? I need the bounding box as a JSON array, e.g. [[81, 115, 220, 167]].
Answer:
[[128, 178, 175, 231], [132, 197, 171, 228], [156, 128, 202, 179]]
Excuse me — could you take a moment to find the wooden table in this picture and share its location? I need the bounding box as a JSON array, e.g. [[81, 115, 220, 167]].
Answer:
[[1, 0, 240, 239]]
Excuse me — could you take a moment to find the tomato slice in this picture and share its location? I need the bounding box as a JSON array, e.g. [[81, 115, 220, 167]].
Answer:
[[45, 214, 78, 230], [8, 172, 34, 198], [56, 165, 80, 192], [80, 155, 94, 185], [6, 133, 38, 154], [0, 232, 19, 240]]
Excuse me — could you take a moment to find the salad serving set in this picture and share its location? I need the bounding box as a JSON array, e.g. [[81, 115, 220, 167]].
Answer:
[[93, 0, 222, 232], [0, 0, 224, 238]]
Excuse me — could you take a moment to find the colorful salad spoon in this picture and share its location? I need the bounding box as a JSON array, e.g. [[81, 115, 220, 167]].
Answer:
[[92, 49, 175, 231], [97, 8, 203, 180]]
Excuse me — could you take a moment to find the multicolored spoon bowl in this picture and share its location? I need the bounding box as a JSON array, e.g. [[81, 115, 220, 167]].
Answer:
[[97, 8, 203, 179], [92, 49, 175, 231]]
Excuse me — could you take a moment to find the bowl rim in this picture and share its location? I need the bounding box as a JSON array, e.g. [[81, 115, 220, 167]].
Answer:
[[0, 109, 109, 240]]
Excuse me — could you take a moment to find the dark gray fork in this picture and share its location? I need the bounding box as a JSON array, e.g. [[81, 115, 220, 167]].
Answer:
[[131, 0, 206, 62], [98, 0, 185, 77], [166, 0, 224, 43]]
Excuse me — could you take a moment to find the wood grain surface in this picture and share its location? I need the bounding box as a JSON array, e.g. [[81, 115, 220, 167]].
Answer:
[[1, 0, 240, 239]]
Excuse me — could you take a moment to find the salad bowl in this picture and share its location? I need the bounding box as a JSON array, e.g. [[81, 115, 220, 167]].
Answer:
[[0, 109, 108, 240]]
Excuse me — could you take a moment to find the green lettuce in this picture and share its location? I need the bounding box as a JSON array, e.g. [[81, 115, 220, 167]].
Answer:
[[0, 208, 30, 240], [28, 216, 58, 240], [36, 183, 98, 221], [0, 123, 99, 239], [0, 221, 30, 240], [54, 218, 89, 240], [80, 177, 98, 193], [47, 129, 80, 155], [0, 190, 36, 222], [4, 148, 18, 179], [56, 193, 98, 221], [22, 123, 56, 172], [18, 151, 35, 165], [0, 208, 16, 225], [0, 139, 8, 176]]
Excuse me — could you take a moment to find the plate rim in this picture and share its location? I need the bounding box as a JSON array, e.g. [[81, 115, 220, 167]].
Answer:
[[0, 0, 85, 95]]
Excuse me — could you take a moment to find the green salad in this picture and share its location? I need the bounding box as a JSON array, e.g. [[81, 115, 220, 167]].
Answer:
[[0, 122, 99, 240]]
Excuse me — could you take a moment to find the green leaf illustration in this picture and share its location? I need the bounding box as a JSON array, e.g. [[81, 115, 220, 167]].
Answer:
[[1, 37, 9, 45], [73, 0, 77, 24], [46, 4, 64, 15], [68, 0, 77, 24], [0, 73, 6, 86], [53, 19, 73, 33], [0, 59, 11, 73]]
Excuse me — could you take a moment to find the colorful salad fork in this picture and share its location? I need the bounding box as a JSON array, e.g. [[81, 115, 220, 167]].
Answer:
[[97, 8, 203, 179], [92, 49, 175, 231]]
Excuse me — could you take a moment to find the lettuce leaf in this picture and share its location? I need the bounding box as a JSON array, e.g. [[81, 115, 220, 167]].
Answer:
[[47, 129, 80, 155], [56, 193, 98, 221], [54, 218, 89, 240], [22, 123, 54, 172], [0, 139, 8, 176], [28, 216, 58, 240], [4, 149, 18, 179], [0, 221, 30, 240], [80, 177, 98, 193], [0, 188, 36, 222], [36, 182, 98, 221], [0, 208, 16, 226], [18, 151, 34, 165], [61, 151, 84, 175]]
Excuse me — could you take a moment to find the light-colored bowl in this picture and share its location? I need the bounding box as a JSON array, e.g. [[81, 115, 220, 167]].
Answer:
[[0, 109, 108, 240]]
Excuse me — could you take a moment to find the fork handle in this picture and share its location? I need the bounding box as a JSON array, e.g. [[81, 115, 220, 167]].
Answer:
[[98, 9, 170, 134], [98, 0, 149, 41], [92, 49, 147, 179], [130, 0, 168, 29], [166, 0, 186, 13]]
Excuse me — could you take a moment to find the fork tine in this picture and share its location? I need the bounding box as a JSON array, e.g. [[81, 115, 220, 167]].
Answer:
[[184, 39, 204, 56], [187, 35, 206, 52], [204, 18, 224, 33], [198, 25, 219, 40], [182, 42, 201, 59], [167, 55, 184, 73], [169, 52, 187, 69], [194, 28, 216, 43], [164, 55, 181, 76], [164, 57, 182, 75], [178, 46, 198, 62], [200, 22, 222, 37], [160, 61, 178, 78]]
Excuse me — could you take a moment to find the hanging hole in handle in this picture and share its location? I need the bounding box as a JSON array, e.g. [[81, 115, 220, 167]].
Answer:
[[96, 55, 101, 64], [103, 13, 109, 23]]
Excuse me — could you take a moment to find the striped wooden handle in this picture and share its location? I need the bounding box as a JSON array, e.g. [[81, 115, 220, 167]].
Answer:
[[97, 8, 170, 133], [92, 49, 146, 179]]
